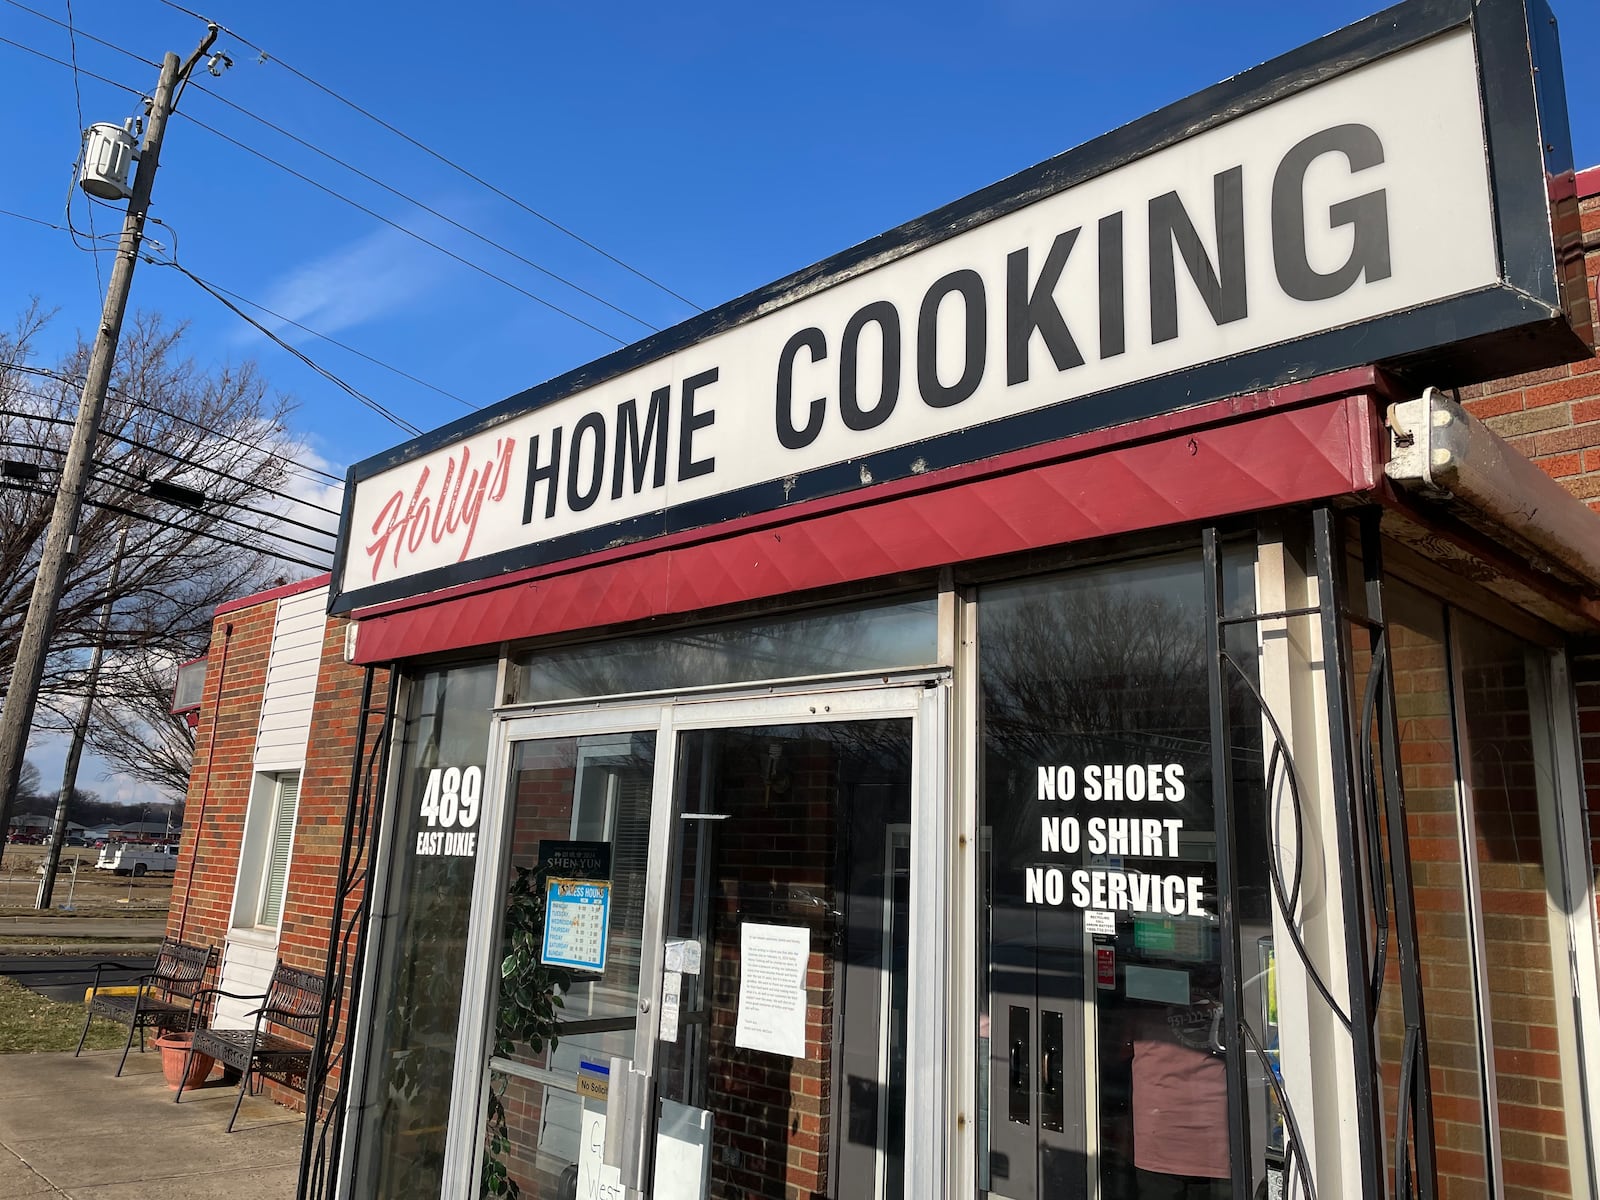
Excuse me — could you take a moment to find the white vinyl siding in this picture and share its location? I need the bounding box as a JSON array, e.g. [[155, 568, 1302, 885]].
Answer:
[[254, 588, 327, 771], [211, 936, 277, 1030]]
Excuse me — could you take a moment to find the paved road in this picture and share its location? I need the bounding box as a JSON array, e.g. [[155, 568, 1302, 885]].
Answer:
[[0, 916, 167, 938], [0, 953, 155, 1002]]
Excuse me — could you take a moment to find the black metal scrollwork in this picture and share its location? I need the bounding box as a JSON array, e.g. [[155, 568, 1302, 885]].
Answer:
[[297, 668, 397, 1200]]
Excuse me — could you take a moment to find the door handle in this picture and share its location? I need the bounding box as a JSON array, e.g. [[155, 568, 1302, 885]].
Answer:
[[1007, 1006, 1030, 1125], [602, 1057, 653, 1186], [1039, 1009, 1064, 1133]]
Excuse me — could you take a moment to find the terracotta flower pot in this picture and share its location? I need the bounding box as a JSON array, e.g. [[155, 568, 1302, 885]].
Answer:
[[153, 1032, 215, 1091]]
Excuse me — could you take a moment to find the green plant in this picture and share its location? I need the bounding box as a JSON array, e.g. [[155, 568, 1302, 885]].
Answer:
[[482, 864, 572, 1199]]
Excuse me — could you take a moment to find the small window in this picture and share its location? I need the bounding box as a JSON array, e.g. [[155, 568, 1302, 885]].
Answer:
[[235, 771, 301, 931], [257, 773, 300, 927]]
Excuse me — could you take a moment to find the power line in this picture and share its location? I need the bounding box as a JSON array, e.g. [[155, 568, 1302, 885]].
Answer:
[[0, 208, 73, 234], [162, 261, 423, 436], [0, 206, 473, 414], [0, 32, 144, 97], [0, 432, 337, 559], [4, 0, 657, 338], [149, 0, 704, 313], [4, 360, 346, 489], [0, 476, 330, 571], [0, 401, 342, 523], [176, 271, 476, 411], [60, 0, 107, 299], [6, 359, 347, 491], [188, 80, 661, 333], [177, 110, 634, 347], [0, 36, 431, 437]]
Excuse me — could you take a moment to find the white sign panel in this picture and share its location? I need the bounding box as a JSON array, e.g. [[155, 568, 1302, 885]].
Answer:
[[735, 923, 810, 1058], [335, 22, 1541, 611]]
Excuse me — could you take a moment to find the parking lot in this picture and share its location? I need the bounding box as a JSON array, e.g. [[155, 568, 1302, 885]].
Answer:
[[0, 843, 174, 914]]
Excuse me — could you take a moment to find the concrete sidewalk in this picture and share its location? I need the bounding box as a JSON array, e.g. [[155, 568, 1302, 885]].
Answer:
[[0, 1048, 305, 1200]]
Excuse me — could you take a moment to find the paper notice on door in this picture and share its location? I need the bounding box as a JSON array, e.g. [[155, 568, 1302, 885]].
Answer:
[[734, 923, 809, 1058], [576, 1108, 609, 1199], [654, 1100, 712, 1200], [664, 938, 703, 975], [1084, 909, 1116, 935], [595, 1165, 625, 1200], [659, 971, 682, 1043]]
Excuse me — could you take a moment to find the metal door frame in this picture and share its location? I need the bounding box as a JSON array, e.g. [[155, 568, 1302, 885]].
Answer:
[[442, 673, 948, 1199]]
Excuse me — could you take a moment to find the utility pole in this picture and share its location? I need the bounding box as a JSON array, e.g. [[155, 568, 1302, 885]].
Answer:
[[36, 521, 128, 908], [0, 27, 216, 874]]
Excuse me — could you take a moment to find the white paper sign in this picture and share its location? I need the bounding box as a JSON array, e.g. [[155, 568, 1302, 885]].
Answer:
[[1085, 909, 1116, 935], [596, 1165, 625, 1200], [654, 1132, 706, 1200], [660, 971, 682, 1043], [735, 923, 810, 1058], [576, 1109, 610, 1200], [664, 938, 701, 974]]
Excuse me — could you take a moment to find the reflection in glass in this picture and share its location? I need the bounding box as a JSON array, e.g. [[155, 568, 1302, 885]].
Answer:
[[654, 720, 913, 1199], [352, 661, 497, 1200], [1358, 584, 1492, 1194], [977, 551, 1267, 1199], [482, 732, 656, 1200], [512, 596, 937, 702], [1454, 614, 1575, 1199]]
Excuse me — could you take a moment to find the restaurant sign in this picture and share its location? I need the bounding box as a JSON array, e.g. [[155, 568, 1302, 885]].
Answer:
[[331, 0, 1588, 613]]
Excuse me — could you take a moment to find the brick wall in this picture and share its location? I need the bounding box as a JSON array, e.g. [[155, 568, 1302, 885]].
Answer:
[[1367, 582, 1585, 1200], [697, 739, 838, 1200], [1458, 174, 1600, 509], [1456, 172, 1600, 1198], [1456, 622, 1576, 1200], [170, 598, 276, 946], [1383, 598, 1491, 1199], [167, 589, 386, 1115]]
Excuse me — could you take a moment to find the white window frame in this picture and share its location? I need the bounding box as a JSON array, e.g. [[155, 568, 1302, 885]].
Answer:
[[232, 769, 302, 934]]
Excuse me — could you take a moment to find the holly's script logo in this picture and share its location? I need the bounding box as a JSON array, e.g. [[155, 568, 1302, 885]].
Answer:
[[364, 438, 516, 581]]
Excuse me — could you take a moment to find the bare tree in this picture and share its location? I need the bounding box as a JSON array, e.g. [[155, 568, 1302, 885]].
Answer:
[[16, 759, 40, 803], [0, 302, 328, 798]]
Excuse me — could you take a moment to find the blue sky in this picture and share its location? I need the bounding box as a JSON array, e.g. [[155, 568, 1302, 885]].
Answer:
[[3, 0, 1598, 805]]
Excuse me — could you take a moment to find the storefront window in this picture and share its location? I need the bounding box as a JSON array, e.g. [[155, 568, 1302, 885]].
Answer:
[[1350, 574, 1589, 1197], [1453, 613, 1579, 1198], [1366, 583, 1492, 1194], [352, 662, 499, 1200], [511, 596, 937, 702], [977, 549, 1271, 1198]]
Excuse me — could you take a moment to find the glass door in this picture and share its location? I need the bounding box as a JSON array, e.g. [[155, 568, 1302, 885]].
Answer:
[[649, 699, 924, 1200], [449, 707, 665, 1200], [446, 681, 944, 1200]]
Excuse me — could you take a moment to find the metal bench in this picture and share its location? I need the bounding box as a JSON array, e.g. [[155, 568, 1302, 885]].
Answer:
[[177, 961, 326, 1132], [75, 937, 217, 1076]]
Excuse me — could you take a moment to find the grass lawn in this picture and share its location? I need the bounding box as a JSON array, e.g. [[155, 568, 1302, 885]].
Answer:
[[0, 975, 126, 1053]]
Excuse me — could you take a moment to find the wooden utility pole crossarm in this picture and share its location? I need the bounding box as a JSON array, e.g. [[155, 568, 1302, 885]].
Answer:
[[0, 26, 217, 874]]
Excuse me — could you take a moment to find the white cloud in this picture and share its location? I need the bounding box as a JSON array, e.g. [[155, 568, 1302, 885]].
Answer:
[[26, 729, 174, 808], [254, 223, 446, 339]]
